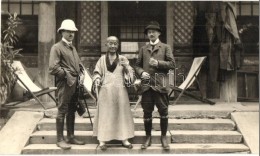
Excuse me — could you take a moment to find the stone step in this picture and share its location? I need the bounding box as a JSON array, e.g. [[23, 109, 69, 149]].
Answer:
[[44, 104, 237, 119], [29, 130, 242, 144], [23, 144, 97, 154], [171, 130, 243, 143], [29, 131, 171, 144], [22, 143, 250, 154], [38, 118, 236, 131]]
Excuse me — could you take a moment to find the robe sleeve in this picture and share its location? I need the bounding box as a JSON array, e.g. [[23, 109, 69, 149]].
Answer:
[[121, 56, 135, 86], [93, 57, 103, 83]]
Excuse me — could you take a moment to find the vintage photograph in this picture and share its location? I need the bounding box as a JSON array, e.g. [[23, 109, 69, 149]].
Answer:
[[0, 0, 259, 154]]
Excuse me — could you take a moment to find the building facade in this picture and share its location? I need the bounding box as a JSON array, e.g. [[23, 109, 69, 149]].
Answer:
[[1, 1, 259, 102]]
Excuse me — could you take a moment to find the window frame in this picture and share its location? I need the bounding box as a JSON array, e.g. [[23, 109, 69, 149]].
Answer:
[[108, 1, 167, 50], [236, 1, 259, 55], [1, 0, 39, 15]]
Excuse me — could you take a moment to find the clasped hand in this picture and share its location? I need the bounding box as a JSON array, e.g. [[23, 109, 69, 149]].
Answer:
[[120, 60, 128, 68], [149, 57, 158, 67], [141, 72, 150, 80]]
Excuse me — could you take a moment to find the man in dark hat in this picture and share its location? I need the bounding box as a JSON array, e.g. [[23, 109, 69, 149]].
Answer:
[[135, 21, 175, 150]]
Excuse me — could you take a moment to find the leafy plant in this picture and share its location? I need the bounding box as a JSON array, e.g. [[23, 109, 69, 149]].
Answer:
[[0, 12, 22, 104]]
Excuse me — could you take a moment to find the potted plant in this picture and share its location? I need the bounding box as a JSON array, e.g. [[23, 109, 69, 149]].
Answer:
[[0, 13, 22, 105]]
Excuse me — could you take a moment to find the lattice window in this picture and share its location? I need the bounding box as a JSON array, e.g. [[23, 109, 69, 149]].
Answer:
[[173, 2, 195, 46], [237, 1, 259, 16], [120, 22, 146, 40], [1, 0, 39, 15], [80, 1, 101, 47]]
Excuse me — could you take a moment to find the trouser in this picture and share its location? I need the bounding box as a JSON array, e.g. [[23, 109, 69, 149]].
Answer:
[[56, 78, 79, 142], [141, 88, 169, 136], [141, 88, 169, 119], [56, 78, 79, 117]]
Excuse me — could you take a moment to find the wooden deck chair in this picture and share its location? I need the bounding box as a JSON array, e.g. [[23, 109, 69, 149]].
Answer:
[[82, 68, 96, 104], [73, 68, 96, 127], [4, 61, 58, 109], [168, 56, 215, 105]]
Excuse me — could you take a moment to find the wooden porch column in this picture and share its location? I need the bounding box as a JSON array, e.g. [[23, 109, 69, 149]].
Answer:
[[220, 71, 237, 102], [166, 1, 174, 50], [38, 2, 56, 102], [0, 50, 1, 107], [101, 1, 108, 53]]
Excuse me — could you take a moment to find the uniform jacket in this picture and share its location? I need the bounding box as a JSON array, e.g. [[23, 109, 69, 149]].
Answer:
[[135, 41, 175, 93], [49, 40, 83, 87]]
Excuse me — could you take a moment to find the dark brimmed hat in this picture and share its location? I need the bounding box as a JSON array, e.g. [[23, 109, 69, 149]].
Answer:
[[144, 21, 162, 35]]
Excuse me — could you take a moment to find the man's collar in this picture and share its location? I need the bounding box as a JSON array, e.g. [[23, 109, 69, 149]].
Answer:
[[62, 38, 72, 45], [150, 38, 160, 45]]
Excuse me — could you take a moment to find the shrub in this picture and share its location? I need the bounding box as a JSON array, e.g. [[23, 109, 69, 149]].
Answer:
[[0, 13, 22, 105]]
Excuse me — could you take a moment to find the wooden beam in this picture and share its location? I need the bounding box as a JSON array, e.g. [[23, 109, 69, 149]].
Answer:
[[38, 2, 56, 102], [0, 46, 1, 107], [101, 1, 108, 53], [166, 1, 174, 51], [220, 71, 237, 102]]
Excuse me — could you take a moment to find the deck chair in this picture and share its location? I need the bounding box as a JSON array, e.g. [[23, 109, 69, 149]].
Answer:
[[4, 61, 58, 109], [169, 56, 215, 105], [82, 68, 96, 103], [80, 68, 97, 127]]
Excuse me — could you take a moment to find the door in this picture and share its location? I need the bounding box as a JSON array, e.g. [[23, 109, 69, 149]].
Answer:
[[108, 1, 166, 100], [108, 1, 166, 50]]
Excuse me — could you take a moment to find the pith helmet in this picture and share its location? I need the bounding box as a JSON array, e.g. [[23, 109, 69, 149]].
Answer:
[[57, 19, 78, 33], [144, 21, 162, 35]]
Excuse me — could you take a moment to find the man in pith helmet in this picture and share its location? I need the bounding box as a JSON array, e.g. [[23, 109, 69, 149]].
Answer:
[[49, 19, 85, 149]]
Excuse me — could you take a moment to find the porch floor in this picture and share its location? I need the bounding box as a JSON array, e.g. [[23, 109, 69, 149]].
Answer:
[[0, 100, 258, 154], [1, 99, 258, 114]]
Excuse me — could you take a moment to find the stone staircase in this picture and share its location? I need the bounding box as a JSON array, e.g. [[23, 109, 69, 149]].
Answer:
[[22, 108, 250, 154]]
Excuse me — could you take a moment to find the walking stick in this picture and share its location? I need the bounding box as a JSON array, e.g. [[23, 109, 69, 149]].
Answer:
[[80, 85, 93, 128], [95, 83, 99, 99], [134, 95, 142, 110]]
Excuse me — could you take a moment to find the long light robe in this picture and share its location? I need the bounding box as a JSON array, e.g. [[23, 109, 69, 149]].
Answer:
[[92, 55, 135, 141]]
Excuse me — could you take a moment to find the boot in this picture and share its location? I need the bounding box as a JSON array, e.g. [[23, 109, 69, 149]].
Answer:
[[160, 117, 170, 150], [66, 114, 85, 145], [56, 118, 71, 150], [141, 118, 152, 149]]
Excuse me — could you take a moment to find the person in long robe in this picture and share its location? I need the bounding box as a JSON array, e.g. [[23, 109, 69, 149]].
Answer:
[[92, 36, 135, 150]]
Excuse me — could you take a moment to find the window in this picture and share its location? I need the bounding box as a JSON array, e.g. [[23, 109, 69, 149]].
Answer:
[[236, 1, 259, 54], [236, 1, 259, 16], [2, 0, 39, 15], [120, 23, 146, 41], [1, 0, 39, 55], [108, 1, 166, 45]]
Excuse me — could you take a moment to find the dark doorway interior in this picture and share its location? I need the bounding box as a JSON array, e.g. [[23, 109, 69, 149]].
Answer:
[[56, 1, 78, 45], [108, 1, 166, 44]]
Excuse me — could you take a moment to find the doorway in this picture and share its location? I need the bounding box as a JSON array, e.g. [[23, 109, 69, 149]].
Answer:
[[108, 1, 166, 45]]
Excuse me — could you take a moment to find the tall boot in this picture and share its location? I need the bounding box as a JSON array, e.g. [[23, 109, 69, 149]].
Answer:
[[56, 118, 71, 149], [141, 118, 152, 149], [160, 117, 170, 150], [66, 113, 85, 145]]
